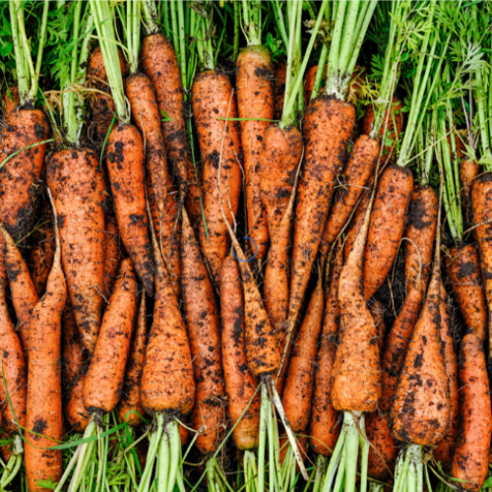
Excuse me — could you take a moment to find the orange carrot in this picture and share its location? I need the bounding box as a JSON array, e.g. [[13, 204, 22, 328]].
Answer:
[[343, 191, 370, 262], [103, 213, 121, 298], [460, 159, 479, 226], [273, 63, 286, 121], [3, 87, 19, 122]]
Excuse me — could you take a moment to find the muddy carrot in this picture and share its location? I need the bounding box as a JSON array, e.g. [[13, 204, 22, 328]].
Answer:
[[273, 63, 286, 121], [103, 213, 121, 298]]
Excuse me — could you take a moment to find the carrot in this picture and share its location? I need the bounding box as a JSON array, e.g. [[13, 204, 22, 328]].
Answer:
[[364, 165, 414, 300], [460, 159, 479, 226], [103, 213, 121, 298], [141, 33, 198, 215], [192, 71, 242, 285], [220, 253, 260, 451], [369, 299, 386, 350], [236, 46, 274, 263], [471, 173, 492, 357], [288, 97, 356, 359], [26, 202, 55, 296], [47, 148, 105, 353], [62, 302, 86, 391], [0, 284, 26, 434], [181, 209, 225, 454], [446, 244, 487, 342], [24, 193, 67, 492], [320, 135, 380, 259], [0, 225, 38, 355], [66, 375, 89, 433], [118, 293, 147, 427], [404, 186, 438, 291], [273, 63, 286, 121], [126, 71, 181, 296], [0, 108, 49, 239], [344, 191, 370, 262], [310, 249, 342, 457], [83, 258, 137, 414], [303, 65, 324, 104], [434, 282, 459, 468], [87, 46, 127, 139], [451, 333, 492, 492], [106, 125, 154, 296]]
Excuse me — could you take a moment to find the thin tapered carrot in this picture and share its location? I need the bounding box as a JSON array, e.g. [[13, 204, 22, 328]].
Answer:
[[364, 165, 414, 300], [343, 191, 370, 262], [404, 186, 438, 291], [118, 293, 147, 427], [103, 213, 121, 298], [310, 249, 342, 456], [106, 125, 154, 296], [83, 259, 137, 415], [0, 225, 38, 355], [460, 159, 478, 226], [446, 244, 487, 342], [181, 209, 225, 454], [369, 299, 386, 350], [62, 301, 86, 392], [451, 333, 492, 492], [47, 148, 105, 353], [273, 63, 286, 121], [236, 46, 274, 263], [193, 70, 242, 285], [220, 253, 260, 451], [434, 282, 459, 467], [24, 192, 67, 492], [66, 375, 89, 433], [126, 72, 181, 297]]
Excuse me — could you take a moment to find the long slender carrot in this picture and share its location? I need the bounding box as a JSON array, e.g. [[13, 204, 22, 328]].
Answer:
[[3, 87, 19, 122], [66, 375, 89, 433], [272, 63, 286, 121], [344, 191, 370, 262], [369, 299, 386, 350], [236, 45, 274, 263], [451, 333, 492, 492], [83, 259, 137, 415], [0, 225, 38, 355], [106, 125, 154, 296], [126, 71, 181, 297], [24, 194, 66, 492], [118, 293, 146, 427], [193, 70, 242, 285], [181, 209, 225, 454], [460, 159, 478, 226], [47, 148, 105, 353], [446, 244, 487, 342], [434, 282, 459, 468], [102, 213, 121, 298], [220, 253, 260, 451], [364, 165, 414, 300]]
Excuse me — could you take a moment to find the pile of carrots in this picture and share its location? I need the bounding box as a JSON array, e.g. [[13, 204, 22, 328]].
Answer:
[[2, 1, 492, 492]]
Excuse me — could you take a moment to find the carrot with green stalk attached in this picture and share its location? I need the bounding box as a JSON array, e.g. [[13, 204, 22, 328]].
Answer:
[[24, 188, 67, 492]]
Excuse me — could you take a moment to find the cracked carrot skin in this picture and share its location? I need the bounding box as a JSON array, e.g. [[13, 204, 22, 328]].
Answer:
[[451, 333, 492, 492], [236, 45, 274, 263], [193, 70, 242, 285], [47, 148, 105, 354]]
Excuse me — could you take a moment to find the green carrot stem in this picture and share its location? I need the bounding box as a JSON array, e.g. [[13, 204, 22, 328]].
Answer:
[[142, 0, 159, 35]]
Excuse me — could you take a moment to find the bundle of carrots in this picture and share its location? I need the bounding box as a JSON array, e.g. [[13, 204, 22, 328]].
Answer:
[[2, 1, 492, 492]]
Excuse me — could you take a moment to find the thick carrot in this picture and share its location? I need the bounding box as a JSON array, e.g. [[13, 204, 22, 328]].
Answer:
[[24, 201, 67, 492], [118, 293, 147, 427], [471, 173, 492, 357], [103, 213, 121, 298], [460, 159, 479, 226], [282, 278, 324, 432], [0, 109, 49, 239], [0, 225, 38, 354], [47, 148, 105, 353], [343, 191, 370, 262], [273, 63, 286, 121], [390, 269, 449, 445], [141, 33, 197, 214], [236, 46, 274, 263], [446, 244, 487, 342], [220, 253, 260, 451], [181, 210, 225, 454], [404, 186, 438, 290], [451, 333, 492, 492], [288, 97, 356, 357], [193, 70, 242, 285], [126, 72, 181, 296], [83, 259, 137, 414], [320, 135, 380, 259], [310, 250, 342, 456], [434, 282, 459, 467], [0, 285, 26, 433], [106, 125, 154, 296], [364, 165, 414, 300]]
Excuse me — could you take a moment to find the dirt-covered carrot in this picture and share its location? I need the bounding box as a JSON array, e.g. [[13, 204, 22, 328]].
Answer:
[[273, 63, 286, 121], [3, 87, 19, 122], [451, 333, 492, 492], [446, 244, 486, 342], [220, 253, 260, 452], [24, 191, 67, 492], [118, 293, 147, 427], [47, 148, 105, 353], [0, 225, 38, 355], [460, 158, 478, 225], [103, 213, 121, 298], [344, 191, 370, 261]]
